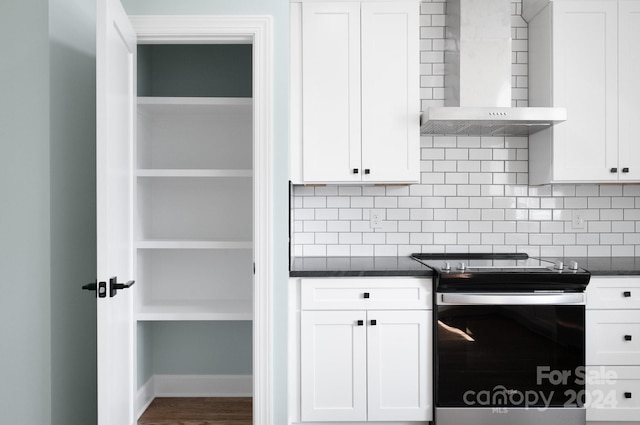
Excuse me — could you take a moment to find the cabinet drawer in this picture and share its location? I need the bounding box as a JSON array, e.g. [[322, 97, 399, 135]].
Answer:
[[587, 310, 640, 365], [301, 278, 431, 310], [587, 277, 640, 310], [587, 366, 640, 421]]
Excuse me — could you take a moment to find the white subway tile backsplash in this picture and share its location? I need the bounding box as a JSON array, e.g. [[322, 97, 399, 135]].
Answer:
[[291, 0, 640, 257]]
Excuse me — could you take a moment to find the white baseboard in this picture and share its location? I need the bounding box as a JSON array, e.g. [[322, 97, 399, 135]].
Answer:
[[136, 376, 156, 420], [136, 374, 253, 418]]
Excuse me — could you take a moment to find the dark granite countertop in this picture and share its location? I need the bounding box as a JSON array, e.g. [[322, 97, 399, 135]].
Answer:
[[289, 256, 433, 277], [290, 256, 640, 277]]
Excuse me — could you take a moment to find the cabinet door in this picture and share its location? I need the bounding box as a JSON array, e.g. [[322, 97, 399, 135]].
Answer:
[[587, 366, 640, 421], [587, 310, 640, 365], [300, 310, 367, 421], [618, 0, 640, 181], [552, 1, 618, 182], [361, 1, 420, 183], [367, 310, 432, 421], [302, 2, 362, 182]]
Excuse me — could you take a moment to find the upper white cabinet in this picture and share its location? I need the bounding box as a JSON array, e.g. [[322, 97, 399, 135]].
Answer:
[[526, 0, 640, 184], [290, 0, 420, 184]]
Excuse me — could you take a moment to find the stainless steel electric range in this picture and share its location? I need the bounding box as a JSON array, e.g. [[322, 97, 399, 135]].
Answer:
[[412, 253, 591, 425]]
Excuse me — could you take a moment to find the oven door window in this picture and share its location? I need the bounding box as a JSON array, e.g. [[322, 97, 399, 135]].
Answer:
[[436, 305, 585, 408]]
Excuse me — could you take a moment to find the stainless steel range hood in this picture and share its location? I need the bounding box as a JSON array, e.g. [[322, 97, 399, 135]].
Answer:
[[420, 0, 566, 136]]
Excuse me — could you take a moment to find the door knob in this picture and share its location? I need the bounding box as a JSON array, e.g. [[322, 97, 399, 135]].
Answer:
[[82, 281, 107, 298], [624, 334, 633, 341], [109, 276, 135, 297], [624, 291, 632, 298]]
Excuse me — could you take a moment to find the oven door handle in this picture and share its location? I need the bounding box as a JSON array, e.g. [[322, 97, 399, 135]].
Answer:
[[439, 292, 586, 305]]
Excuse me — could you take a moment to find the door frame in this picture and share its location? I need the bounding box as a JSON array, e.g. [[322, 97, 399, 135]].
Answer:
[[130, 15, 274, 425]]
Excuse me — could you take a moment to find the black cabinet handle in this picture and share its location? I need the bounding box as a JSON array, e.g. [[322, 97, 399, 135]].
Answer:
[[363, 292, 370, 299], [370, 320, 377, 326], [364, 169, 370, 175], [611, 167, 618, 173], [353, 168, 359, 174], [625, 392, 632, 399], [624, 334, 633, 341], [357, 320, 364, 326], [624, 291, 632, 298], [622, 167, 630, 173]]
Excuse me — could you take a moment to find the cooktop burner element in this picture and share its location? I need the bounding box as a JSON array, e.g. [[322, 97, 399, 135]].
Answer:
[[411, 252, 591, 292]]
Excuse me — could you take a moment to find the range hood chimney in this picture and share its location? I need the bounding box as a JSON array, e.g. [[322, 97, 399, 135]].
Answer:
[[420, 0, 566, 136]]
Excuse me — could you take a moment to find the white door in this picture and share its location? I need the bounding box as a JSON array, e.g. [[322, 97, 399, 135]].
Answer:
[[300, 310, 367, 421], [367, 310, 431, 421], [361, 1, 419, 183], [96, 0, 136, 424]]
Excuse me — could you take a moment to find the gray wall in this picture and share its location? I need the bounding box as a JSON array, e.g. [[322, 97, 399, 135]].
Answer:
[[121, 1, 291, 423], [49, 0, 98, 423], [0, 1, 52, 423], [0, 0, 97, 424]]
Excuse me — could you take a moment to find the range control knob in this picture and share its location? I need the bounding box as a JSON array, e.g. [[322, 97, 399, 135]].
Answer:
[[568, 261, 579, 271], [554, 261, 564, 270], [457, 262, 467, 272], [442, 261, 451, 271]]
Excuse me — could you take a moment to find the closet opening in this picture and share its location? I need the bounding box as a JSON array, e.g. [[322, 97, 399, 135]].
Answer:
[[134, 43, 254, 424]]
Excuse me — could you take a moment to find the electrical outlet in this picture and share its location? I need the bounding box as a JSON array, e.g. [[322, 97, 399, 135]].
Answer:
[[370, 209, 383, 229], [572, 210, 586, 230]]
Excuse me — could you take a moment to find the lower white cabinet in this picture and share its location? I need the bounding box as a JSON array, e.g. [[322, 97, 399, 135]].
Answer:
[[296, 278, 432, 423], [586, 276, 640, 421]]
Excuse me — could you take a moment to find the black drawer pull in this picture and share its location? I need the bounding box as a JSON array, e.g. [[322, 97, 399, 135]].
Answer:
[[624, 392, 632, 399], [353, 168, 359, 174], [611, 167, 618, 173], [624, 334, 633, 341], [364, 169, 371, 175], [363, 292, 370, 299], [357, 320, 364, 326], [622, 167, 630, 173], [624, 291, 632, 297], [370, 319, 377, 326]]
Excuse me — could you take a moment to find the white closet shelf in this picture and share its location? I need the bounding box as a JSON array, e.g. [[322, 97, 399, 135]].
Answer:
[[137, 169, 252, 178], [137, 240, 252, 249], [137, 96, 252, 112], [136, 300, 253, 321]]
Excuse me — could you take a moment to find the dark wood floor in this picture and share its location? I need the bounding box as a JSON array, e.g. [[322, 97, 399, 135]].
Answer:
[[138, 397, 252, 425]]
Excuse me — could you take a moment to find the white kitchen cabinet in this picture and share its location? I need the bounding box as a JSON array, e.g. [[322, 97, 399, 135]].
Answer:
[[526, 0, 640, 184], [296, 278, 432, 423], [586, 276, 640, 421], [290, 0, 420, 184]]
